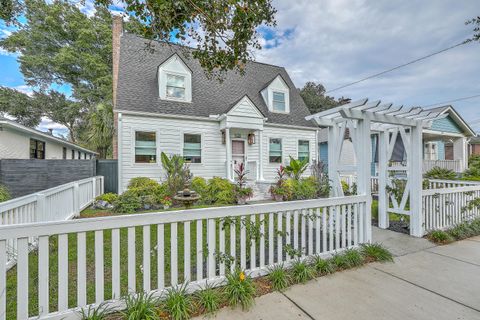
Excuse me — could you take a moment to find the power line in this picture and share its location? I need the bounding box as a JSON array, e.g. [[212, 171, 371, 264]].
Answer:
[[421, 94, 480, 108], [326, 41, 469, 94]]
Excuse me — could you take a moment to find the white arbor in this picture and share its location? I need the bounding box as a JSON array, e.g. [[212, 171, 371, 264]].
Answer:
[[306, 99, 446, 237]]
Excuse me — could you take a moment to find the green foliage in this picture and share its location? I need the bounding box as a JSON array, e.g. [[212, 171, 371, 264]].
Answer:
[[299, 82, 350, 114], [225, 269, 256, 310], [385, 178, 407, 204], [204, 177, 236, 205], [331, 249, 364, 270], [284, 156, 309, 180], [128, 177, 160, 189], [194, 282, 222, 315], [290, 259, 315, 284], [79, 302, 113, 320], [360, 243, 393, 262], [0, 184, 11, 203], [234, 163, 253, 203], [312, 256, 334, 275], [463, 154, 480, 179], [424, 167, 457, 180], [267, 264, 290, 291], [0, 86, 42, 127], [161, 152, 192, 195], [162, 284, 192, 320], [113, 190, 142, 214], [427, 230, 454, 244], [95, 192, 118, 204], [126, 177, 169, 205], [85, 103, 114, 158], [465, 16, 480, 43], [122, 292, 159, 320], [281, 177, 318, 201], [191, 176, 208, 198], [311, 160, 331, 197]]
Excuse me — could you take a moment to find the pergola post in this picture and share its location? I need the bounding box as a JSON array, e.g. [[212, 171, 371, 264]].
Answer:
[[410, 122, 424, 237], [327, 124, 341, 196], [378, 130, 389, 229], [357, 118, 372, 242]]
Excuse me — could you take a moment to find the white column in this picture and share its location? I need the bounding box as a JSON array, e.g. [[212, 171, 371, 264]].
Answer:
[[315, 129, 319, 163], [225, 128, 232, 180], [378, 131, 389, 229], [356, 118, 372, 242], [327, 125, 339, 196], [117, 112, 123, 194], [410, 122, 423, 237], [453, 137, 468, 172], [258, 130, 264, 181]]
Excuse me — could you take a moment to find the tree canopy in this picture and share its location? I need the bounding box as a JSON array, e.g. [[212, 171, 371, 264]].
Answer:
[[299, 82, 350, 114], [466, 16, 480, 43]]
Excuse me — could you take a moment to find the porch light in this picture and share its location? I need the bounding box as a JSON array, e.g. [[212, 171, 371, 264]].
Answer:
[[248, 133, 255, 145], [222, 131, 226, 144]]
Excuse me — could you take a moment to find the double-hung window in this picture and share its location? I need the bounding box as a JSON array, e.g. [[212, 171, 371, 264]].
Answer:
[[183, 134, 201, 163], [269, 138, 282, 163], [166, 74, 186, 100], [298, 140, 310, 162], [135, 131, 156, 163], [30, 139, 45, 159], [272, 91, 286, 112]]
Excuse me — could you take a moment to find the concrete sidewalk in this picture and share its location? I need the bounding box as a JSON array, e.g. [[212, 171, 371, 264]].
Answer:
[[194, 228, 480, 320]]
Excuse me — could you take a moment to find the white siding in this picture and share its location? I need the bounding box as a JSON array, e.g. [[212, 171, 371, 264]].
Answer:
[[0, 128, 30, 158], [119, 114, 318, 189]]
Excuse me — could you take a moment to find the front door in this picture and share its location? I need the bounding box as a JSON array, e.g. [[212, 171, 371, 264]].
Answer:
[[232, 140, 245, 170]]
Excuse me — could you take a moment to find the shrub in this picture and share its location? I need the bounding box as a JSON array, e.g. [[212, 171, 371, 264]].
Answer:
[[79, 301, 113, 320], [122, 292, 159, 320], [225, 269, 256, 310], [312, 255, 334, 275], [161, 152, 192, 195], [282, 177, 318, 200], [310, 160, 330, 197], [113, 190, 142, 214], [284, 156, 309, 180], [95, 192, 118, 204], [360, 243, 393, 262], [342, 249, 365, 267], [191, 176, 208, 199], [162, 284, 192, 320], [290, 259, 315, 284], [424, 167, 457, 180], [427, 230, 454, 244], [267, 264, 290, 291], [194, 282, 222, 315], [205, 177, 236, 205], [0, 184, 10, 203], [128, 177, 160, 189]]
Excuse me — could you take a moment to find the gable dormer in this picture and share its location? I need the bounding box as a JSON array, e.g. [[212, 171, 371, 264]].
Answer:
[[261, 75, 290, 114], [158, 54, 192, 102]]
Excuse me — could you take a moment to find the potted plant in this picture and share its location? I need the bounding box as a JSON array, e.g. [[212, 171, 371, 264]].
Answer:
[[270, 165, 287, 201], [161, 196, 172, 210], [234, 163, 253, 204]]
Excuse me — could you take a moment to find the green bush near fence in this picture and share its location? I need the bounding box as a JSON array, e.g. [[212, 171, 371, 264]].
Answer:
[[0, 184, 10, 202]]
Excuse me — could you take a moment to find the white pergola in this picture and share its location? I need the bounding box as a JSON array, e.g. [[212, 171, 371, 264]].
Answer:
[[306, 99, 447, 237]]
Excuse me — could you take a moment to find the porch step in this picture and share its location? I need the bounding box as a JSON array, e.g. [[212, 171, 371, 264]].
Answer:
[[247, 182, 271, 201]]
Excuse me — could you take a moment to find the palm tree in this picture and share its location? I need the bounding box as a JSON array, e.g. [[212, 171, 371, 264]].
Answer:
[[86, 103, 114, 158]]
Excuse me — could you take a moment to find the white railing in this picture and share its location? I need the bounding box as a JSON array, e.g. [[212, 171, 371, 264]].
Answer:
[[423, 159, 462, 173], [0, 176, 104, 269], [0, 195, 369, 320], [422, 183, 480, 233], [424, 179, 480, 189]]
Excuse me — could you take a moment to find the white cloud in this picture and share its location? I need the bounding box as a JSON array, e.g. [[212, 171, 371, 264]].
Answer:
[[37, 117, 69, 137], [253, 0, 480, 130]]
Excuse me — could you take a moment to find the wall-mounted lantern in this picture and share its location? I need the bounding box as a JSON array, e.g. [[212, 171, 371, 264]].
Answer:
[[222, 131, 226, 144], [248, 133, 255, 145]]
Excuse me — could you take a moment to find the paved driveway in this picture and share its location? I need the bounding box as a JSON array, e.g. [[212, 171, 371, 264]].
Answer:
[[194, 229, 480, 320]]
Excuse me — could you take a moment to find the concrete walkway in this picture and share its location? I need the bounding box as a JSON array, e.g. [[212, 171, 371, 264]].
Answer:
[[195, 228, 480, 320]]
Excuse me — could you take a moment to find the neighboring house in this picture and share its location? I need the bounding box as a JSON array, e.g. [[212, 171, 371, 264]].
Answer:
[[111, 18, 318, 197], [0, 118, 96, 160], [318, 105, 476, 175], [469, 136, 480, 157]]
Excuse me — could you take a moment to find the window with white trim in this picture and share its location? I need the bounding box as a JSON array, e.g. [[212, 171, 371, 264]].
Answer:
[[183, 134, 201, 163], [135, 131, 156, 163], [298, 140, 310, 162], [166, 74, 186, 100], [272, 91, 286, 112], [269, 138, 282, 163]]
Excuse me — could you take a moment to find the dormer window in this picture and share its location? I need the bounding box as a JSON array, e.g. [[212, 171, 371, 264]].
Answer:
[[272, 91, 286, 112], [158, 54, 192, 102]]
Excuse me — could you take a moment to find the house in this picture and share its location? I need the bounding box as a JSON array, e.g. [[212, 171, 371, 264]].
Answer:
[[0, 117, 96, 160], [317, 105, 476, 176], [469, 136, 480, 157], [111, 17, 318, 197]]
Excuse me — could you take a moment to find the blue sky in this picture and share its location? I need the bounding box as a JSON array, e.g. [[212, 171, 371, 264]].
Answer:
[[1, 0, 480, 134]]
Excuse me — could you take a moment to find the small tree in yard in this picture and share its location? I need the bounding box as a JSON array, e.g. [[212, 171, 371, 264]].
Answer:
[[234, 163, 253, 205], [160, 152, 192, 195], [284, 156, 309, 180]]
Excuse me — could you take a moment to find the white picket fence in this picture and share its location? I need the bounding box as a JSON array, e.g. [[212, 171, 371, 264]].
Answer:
[[0, 176, 104, 269], [0, 195, 369, 320], [422, 180, 480, 233], [423, 159, 462, 173]]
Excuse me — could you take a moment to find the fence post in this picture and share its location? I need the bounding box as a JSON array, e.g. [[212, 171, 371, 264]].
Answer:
[[73, 182, 80, 217], [36, 193, 46, 222], [92, 177, 97, 200]]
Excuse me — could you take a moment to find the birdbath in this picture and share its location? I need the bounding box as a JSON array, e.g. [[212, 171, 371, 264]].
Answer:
[[174, 183, 201, 209]]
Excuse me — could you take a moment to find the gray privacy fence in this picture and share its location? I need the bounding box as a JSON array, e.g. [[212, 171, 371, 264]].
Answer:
[[96, 159, 118, 193], [0, 159, 96, 198]]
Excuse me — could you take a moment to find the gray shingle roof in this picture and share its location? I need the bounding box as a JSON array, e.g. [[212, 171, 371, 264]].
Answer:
[[116, 33, 317, 128]]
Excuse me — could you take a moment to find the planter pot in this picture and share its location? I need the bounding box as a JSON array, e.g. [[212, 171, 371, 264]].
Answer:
[[237, 198, 247, 205], [163, 205, 170, 210], [273, 194, 283, 202]]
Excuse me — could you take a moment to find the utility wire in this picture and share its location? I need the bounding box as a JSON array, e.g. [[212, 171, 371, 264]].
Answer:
[[326, 41, 469, 94], [421, 94, 480, 108]]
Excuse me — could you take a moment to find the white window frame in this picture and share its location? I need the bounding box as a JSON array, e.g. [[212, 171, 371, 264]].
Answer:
[[272, 91, 287, 113], [269, 137, 283, 164], [158, 54, 192, 103], [297, 139, 310, 163], [165, 72, 187, 101], [133, 130, 158, 165], [182, 132, 203, 164]]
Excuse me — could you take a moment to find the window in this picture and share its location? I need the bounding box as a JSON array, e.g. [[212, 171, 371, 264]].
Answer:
[[272, 91, 286, 112], [30, 139, 45, 159], [166, 74, 186, 100], [183, 134, 201, 163], [298, 140, 310, 162], [269, 138, 282, 163], [71, 150, 75, 159], [62, 147, 67, 159], [135, 131, 156, 163]]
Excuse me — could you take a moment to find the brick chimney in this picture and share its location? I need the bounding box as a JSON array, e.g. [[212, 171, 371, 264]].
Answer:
[[112, 14, 123, 159]]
